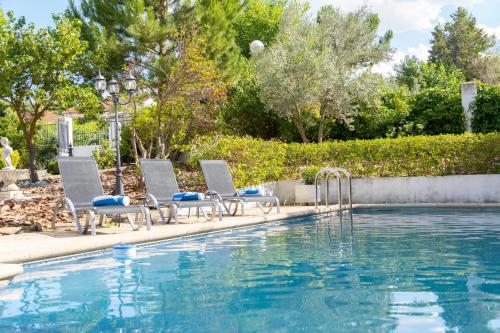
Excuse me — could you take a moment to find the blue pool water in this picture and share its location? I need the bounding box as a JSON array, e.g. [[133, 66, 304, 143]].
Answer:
[[0, 208, 499, 332]]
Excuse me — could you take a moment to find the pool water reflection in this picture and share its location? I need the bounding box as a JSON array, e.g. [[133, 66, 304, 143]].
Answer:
[[0, 208, 499, 332]]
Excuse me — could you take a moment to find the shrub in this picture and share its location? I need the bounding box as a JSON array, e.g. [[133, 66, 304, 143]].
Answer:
[[0, 148, 20, 169], [407, 87, 465, 135], [301, 166, 321, 185], [189, 133, 500, 186], [472, 83, 500, 133], [35, 137, 58, 169], [46, 159, 60, 175], [189, 135, 287, 188], [92, 141, 116, 169]]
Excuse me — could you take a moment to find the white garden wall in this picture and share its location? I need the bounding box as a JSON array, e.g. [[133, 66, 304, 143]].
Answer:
[[262, 174, 500, 205]]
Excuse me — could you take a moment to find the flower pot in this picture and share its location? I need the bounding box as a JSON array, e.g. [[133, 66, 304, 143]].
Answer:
[[295, 184, 320, 204]]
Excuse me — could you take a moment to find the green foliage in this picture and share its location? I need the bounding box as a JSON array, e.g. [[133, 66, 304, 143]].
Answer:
[[46, 159, 60, 175], [190, 134, 500, 187], [0, 148, 20, 168], [394, 57, 465, 92], [35, 137, 58, 169], [220, 59, 286, 139], [196, 0, 242, 80], [232, 0, 285, 58], [189, 135, 287, 188], [300, 166, 320, 185], [92, 141, 116, 169], [472, 83, 500, 133], [254, 4, 392, 143], [0, 12, 95, 181], [0, 110, 24, 151], [407, 87, 465, 135], [429, 7, 495, 80], [351, 86, 411, 139]]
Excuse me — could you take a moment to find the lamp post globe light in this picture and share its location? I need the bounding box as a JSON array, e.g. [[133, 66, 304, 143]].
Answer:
[[249, 40, 265, 55], [94, 71, 136, 195]]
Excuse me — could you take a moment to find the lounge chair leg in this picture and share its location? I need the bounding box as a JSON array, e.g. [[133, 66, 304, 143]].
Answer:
[[196, 207, 200, 219], [144, 207, 151, 231], [171, 205, 179, 224], [240, 201, 245, 216], [98, 214, 104, 227], [156, 205, 168, 224], [201, 208, 209, 222], [86, 211, 96, 236], [218, 202, 223, 221], [275, 198, 281, 214], [51, 208, 58, 230], [51, 199, 64, 230], [127, 214, 138, 231]]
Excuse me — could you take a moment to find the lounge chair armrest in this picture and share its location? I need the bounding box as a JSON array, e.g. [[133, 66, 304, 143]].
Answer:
[[64, 197, 77, 214], [204, 190, 222, 202], [144, 193, 160, 207]]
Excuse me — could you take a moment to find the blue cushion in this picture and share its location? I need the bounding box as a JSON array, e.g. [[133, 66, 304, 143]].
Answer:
[[172, 192, 203, 201], [238, 189, 262, 197], [92, 195, 130, 207]]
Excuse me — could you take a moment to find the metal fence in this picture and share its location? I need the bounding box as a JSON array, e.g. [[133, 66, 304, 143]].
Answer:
[[73, 128, 108, 146], [37, 122, 108, 146], [38, 123, 57, 144]]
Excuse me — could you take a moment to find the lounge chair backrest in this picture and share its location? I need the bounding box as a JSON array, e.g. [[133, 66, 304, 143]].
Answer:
[[57, 157, 104, 206], [140, 159, 180, 201], [200, 160, 236, 197]]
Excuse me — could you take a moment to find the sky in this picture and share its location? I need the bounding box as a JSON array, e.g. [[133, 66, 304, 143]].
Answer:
[[1, 0, 499, 75]]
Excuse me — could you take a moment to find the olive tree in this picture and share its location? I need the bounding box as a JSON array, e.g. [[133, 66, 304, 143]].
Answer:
[[316, 6, 392, 142], [254, 3, 392, 143], [254, 2, 320, 143]]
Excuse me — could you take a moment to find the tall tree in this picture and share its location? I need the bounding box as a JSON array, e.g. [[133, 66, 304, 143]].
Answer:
[[69, 0, 228, 159], [394, 56, 465, 92], [254, 2, 320, 143], [429, 7, 495, 80], [315, 6, 392, 142], [196, 0, 242, 80], [254, 3, 392, 143], [0, 12, 99, 182]]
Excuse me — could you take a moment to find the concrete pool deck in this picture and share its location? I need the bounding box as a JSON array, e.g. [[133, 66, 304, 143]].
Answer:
[[0, 206, 337, 266]]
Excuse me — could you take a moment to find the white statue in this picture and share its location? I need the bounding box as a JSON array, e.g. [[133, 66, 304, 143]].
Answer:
[[1, 137, 15, 170]]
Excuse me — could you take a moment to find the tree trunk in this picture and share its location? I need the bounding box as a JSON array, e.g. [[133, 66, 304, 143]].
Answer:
[[318, 112, 326, 144], [131, 128, 139, 164], [23, 129, 39, 183], [293, 107, 309, 143]]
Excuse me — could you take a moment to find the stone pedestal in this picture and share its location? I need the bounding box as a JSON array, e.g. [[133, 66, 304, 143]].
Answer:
[[0, 169, 24, 200]]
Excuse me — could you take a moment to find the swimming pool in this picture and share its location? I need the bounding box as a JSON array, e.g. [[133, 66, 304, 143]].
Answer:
[[0, 208, 499, 332]]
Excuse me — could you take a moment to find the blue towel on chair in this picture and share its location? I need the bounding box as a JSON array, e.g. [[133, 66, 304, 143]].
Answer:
[[172, 192, 203, 201], [92, 195, 130, 207], [238, 189, 262, 197]]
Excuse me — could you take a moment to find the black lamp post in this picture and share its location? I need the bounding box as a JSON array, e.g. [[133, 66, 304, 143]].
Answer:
[[94, 71, 137, 195]]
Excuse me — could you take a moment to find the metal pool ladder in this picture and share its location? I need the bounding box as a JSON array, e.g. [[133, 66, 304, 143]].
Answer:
[[314, 167, 353, 220]]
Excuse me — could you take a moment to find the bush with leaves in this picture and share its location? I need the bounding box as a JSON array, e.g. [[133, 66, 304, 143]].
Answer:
[[92, 141, 116, 169], [189, 135, 287, 187], [189, 133, 499, 187], [472, 83, 500, 133], [300, 166, 321, 185], [407, 87, 465, 135], [0, 148, 20, 169]]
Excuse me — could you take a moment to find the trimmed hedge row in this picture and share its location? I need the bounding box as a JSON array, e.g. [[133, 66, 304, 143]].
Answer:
[[189, 133, 500, 187]]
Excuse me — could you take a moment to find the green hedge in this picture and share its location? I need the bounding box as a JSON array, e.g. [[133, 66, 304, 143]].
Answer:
[[189, 133, 500, 187], [472, 83, 500, 133]]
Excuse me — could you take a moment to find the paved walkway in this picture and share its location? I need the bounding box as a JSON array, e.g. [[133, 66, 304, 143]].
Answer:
[[0, 206, 334, 264]]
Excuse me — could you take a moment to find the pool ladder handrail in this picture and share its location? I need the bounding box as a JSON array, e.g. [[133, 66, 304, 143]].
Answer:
[[314, 167, 353, 218]]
